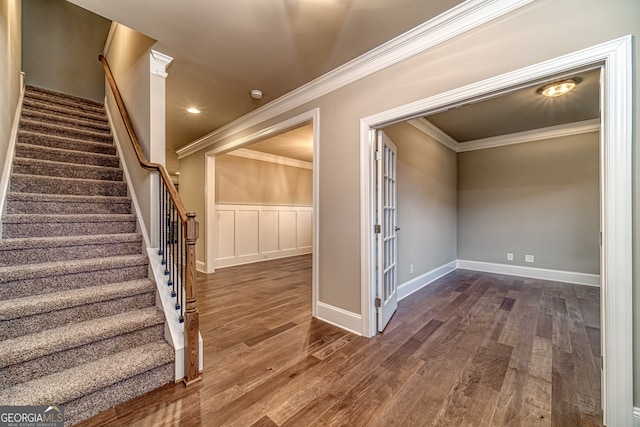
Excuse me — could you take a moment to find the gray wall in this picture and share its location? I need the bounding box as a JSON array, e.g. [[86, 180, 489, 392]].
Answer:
[[216, 155, 312, 206], [0, 0, 21, 187], [458, 133, 600, 274], [21, 0, 110, 102], [383, 123, 457, 285], [104, 24, 155, 241]]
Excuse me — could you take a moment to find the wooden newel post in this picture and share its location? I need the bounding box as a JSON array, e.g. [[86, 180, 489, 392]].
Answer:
[[183, 212, 201, 385]]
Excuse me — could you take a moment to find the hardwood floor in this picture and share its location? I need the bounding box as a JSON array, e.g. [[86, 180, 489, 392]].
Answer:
[[78, 255, 603, 426]]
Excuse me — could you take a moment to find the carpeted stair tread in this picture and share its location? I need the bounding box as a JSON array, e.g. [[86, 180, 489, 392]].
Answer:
[[17, 130, 116, 155], [0, 254, 147, 284], [5, 192, 131, 215], [2, 213, 135, 222], [2, 213, 137, 238], [0, 341, 174, 406], [15, 142, 120, 168], [0, 307, 165, 369], [21, 107, 111, 133], [20, 119, 112, 144], [22, 97, 108, 123], [0, 233, 142, 266], [10, 173, 128, 197], [25, 86, 105, 112], [0, 279, 155, 321], [12, 157, 123, 181], [64, 363, 173, 426]]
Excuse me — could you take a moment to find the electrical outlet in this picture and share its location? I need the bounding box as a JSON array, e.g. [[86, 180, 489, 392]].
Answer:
[[507, 253, 513, 261], [525, 254, 534, 263], [410, 264, 414, 274]]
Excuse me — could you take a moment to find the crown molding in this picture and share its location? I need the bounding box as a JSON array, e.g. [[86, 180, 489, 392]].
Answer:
[[407, 118, 458, 152], [226, 148, 313, 170], [456, 118, 601, 152], [150, 50, 174, 78], [176, 0, 535, 159], [408, 118, 600, 152]]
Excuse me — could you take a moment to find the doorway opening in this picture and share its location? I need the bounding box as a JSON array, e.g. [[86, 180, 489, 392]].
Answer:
[[205, 108, 320, 317], [360, 37, 632, 425]]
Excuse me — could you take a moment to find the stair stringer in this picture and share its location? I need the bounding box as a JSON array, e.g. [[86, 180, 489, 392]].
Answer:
[[105, 97, 203, 382], [0, 75, 25, 236]]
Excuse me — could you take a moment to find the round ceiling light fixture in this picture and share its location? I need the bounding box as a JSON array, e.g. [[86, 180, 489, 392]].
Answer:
[[187, 107, 200, 114], [250, 89, 263, 100], [537, 78, 580, 97]]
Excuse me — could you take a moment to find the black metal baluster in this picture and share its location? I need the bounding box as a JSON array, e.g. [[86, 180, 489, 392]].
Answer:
[[158, 179, 164, 260], [164, 187, 170, 276], [179, 220, 185, 323]]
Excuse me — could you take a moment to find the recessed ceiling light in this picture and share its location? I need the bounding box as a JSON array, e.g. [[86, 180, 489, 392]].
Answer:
[[187, 107, 200, 114], [250, 89, 263, 100], [538, 78, 579, 97]]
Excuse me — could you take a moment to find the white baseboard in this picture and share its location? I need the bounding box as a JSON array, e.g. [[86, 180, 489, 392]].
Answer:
[[196, 260, 207, 273], [634, 406, 640, 426], [316, 302, 362, 336], [215, 249, 312, 269], [398, 260, 457, 301], [456, 260, 600, 287]]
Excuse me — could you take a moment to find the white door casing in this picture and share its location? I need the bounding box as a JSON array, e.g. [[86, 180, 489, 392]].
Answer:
[[376, 131, 399, 331]]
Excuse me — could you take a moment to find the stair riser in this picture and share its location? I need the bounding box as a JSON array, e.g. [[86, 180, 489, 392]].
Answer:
[[20, 120, 112, 144], [5, 199, 131, 215], [22, 99, 107, 124], [0, 264, 149, 299], [13, 159, 123, 182], [0, 292, 156, 340], [16, 144, 120, 168], [10, 175, 128, 197], [0, 324, 165, 388], [18, 132, 116, 155], [0, 240, 142, 267], [21, 109, 110, 133], [65, 363, 173, 426], [2, 220, 137, 238]]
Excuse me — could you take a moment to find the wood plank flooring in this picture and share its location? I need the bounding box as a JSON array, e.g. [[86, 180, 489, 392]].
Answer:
[[78, 255, 603, 426]]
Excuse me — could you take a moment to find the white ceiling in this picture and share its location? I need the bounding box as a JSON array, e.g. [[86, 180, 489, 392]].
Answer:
[[63, 0, 599, 169], [426, 68, 601, 142], [66, 0, 463, 172]]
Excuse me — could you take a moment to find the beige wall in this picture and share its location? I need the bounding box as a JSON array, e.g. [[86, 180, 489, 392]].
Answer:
[[104, 25, 156, 240], [21, 0, 110, 102], [179, 0, 640, 402], [0, 0, 21, 184], [216, 154, 312, 206], [383, 123, 457, 285], [178, 151, 206, 263], [458, 133, 600, 274]]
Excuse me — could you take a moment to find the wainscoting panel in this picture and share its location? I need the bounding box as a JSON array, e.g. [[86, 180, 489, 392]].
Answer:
[[215, 204, 313, 268], [216, 210, 235, 261]]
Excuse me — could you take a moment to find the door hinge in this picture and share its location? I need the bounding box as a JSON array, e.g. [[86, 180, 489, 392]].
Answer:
[[374, 224, 381, 234], [599, 232, 602, 247], [375, 297, 382, 308], [375, 150, 381, 161]]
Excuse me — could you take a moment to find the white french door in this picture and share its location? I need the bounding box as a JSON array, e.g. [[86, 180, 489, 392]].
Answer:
[[376, 131, 398, 332]]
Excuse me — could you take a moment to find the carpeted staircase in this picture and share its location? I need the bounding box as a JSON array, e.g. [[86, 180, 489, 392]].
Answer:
[[0, 86, 175, 425]]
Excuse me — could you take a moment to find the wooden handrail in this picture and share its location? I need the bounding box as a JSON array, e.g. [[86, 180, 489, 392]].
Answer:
[[99, 54, 188, 223], [100, 54, 201, 386]]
